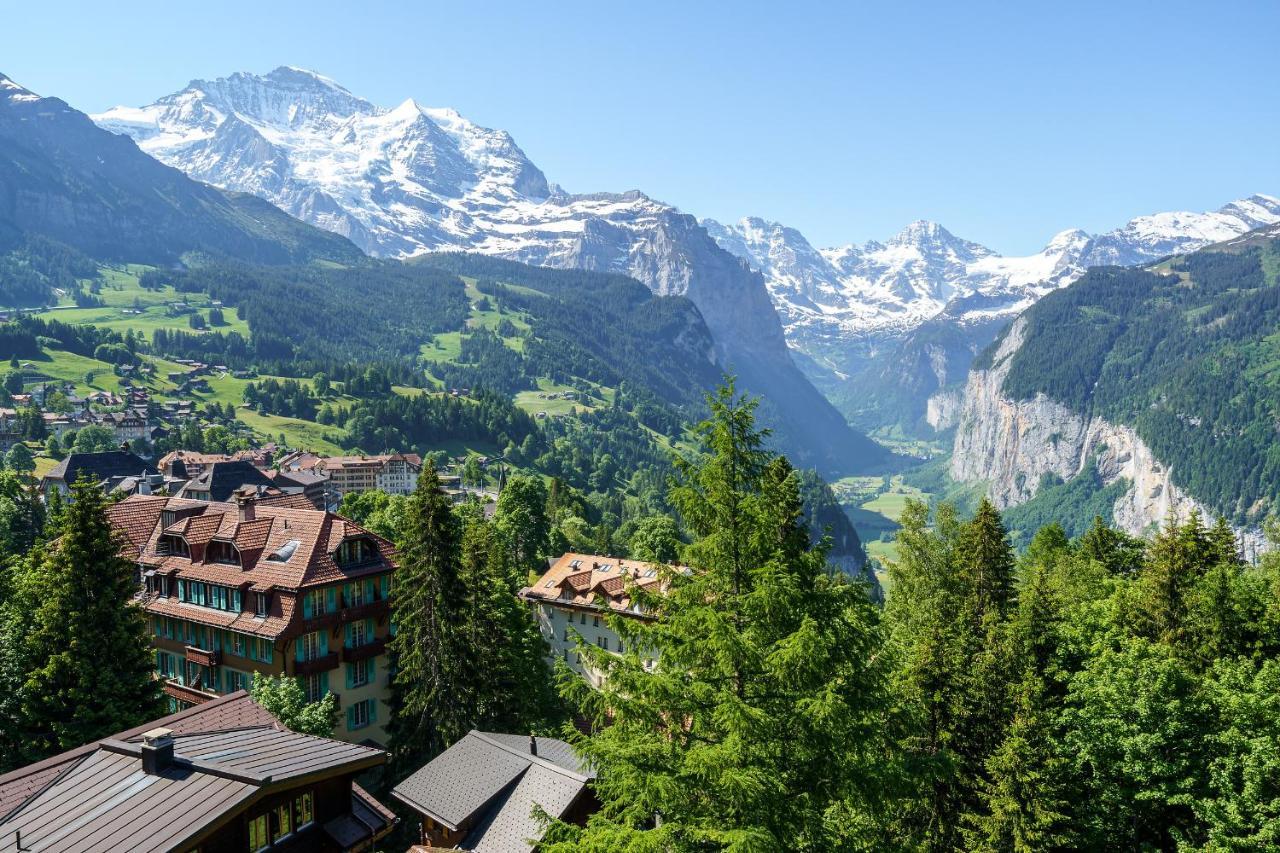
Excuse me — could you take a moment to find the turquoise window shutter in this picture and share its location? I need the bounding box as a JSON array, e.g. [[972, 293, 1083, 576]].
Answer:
[[345, 663, 354, 690], [320, 671, 329, 696], [370, 700, 377, 723], [326, 587, 336, 611], [344, 623, 352, 649], [380, 575, 389, 598], [319, 631, 328, 656], [368, 657, 376, 682], [346, 705, 355, 731], [302, 593, 313, 619], [365, 579, 374, 600], [296, 638, 305, 663], [365, 618, 373, 640]]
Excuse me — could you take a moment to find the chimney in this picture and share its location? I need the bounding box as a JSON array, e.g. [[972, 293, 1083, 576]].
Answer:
[[140, 727, 174, 775], [528, 734, 537, 756], [236, 491, 256, 523]]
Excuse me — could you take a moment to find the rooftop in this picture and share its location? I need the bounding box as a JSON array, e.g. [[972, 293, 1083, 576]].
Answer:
[[0, 691, 394, 852], [392, 731, 593, 853], [519, 552, 668, 616]]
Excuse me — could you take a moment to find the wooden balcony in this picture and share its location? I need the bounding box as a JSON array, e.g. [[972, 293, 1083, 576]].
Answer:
[[184, 645, 220, 668], [163, 681, 215, 706], [294, 652, 339, 677], [342, 637, 387, 663], [339, 597, 390, 624], [300, 611, 341, 634]]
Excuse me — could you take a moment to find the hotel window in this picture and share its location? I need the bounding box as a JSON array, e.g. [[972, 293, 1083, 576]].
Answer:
[[231, 632, 246, 656], [351, 620, 367, 648], [347, 698, 375, 731], [254, 592, 269, 617], [350, 658, 371, 688], [596, 636, 608, 650], [303, 673, 325, 703], [300, 631, 321, 662], [294, 791, 315, 829], [593, 615, 600, 627]]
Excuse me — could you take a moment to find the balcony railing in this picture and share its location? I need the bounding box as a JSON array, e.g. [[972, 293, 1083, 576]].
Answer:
[[163, 681, 215, 706], [294, 652, 339, 676], [339, 597, 390, 624], [184, 645, 220, 668], [342, 637, 387, 663]]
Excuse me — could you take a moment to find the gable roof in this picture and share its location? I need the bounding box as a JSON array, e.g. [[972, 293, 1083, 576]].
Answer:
[[0, 691, 279, 820], [179, 460, 279, 502], [0, 695, 389, 853], [43, 451, 158, 486], [519, 552, 668, 616], [392, 731, 592, 852]]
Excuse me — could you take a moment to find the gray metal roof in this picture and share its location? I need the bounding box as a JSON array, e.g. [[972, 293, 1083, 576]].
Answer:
[[0, 720, 389, 852], [461, 763, 587, 853], [391, 730, 591, 850]]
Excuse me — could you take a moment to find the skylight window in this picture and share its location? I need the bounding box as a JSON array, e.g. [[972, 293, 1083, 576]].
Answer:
[[599, 564, 612, 572], [643, 569, 657, 578], [544, 579, 556, 588], [267, 539, 301, 562], [569, 559, 582, 569]]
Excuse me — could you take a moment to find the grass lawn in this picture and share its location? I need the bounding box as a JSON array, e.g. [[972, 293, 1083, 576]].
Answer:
[[235, 409, 347, 455]]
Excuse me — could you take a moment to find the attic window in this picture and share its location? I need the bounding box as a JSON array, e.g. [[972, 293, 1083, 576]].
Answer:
[[267, 540, 301, 562], [157, 535, 189, 557], [569, 559, 582, 569], [335, 537, 376, 567], [207, 540, 241, 566], [598, 564, 612, 573]]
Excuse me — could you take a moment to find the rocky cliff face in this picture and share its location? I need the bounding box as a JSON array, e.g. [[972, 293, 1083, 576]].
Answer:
[[937, 318, 1265, 557]]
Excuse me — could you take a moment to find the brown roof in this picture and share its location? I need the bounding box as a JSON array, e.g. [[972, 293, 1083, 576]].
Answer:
[[520, 552, 668, 616], [109, 495, 397, 640], [0, 692, 391, 852], [0, 691, 279, 819]]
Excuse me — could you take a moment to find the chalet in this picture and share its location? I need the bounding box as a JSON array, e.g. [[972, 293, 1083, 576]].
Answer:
[[42, 451, 159, 500], [0, 691, 397, 852], [519, 553, 667, 686], [107, 494, 398, 744], [392, 731, 596, 852]]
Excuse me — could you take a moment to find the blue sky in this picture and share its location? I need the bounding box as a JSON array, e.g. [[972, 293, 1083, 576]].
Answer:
[[4, 0, 1277, 254]]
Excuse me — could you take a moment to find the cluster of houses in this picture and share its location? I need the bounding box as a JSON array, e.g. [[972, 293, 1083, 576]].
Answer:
[[0, 468, 652, 850]]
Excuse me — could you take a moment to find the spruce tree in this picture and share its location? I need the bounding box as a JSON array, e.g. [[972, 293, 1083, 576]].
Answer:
[[545, 381, 892, 851], [387, 467, 474, 775], [16, 477, 162, 759]]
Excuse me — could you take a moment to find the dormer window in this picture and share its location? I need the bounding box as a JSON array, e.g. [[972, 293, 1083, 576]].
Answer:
[[335, 537, 376, 567], [156, 535, 189, 557], [255, 591, 270, 618], [207, 540, 241, 566]]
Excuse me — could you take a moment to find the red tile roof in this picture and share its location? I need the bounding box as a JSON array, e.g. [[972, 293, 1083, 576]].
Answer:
[[520, 552, 669, 616]]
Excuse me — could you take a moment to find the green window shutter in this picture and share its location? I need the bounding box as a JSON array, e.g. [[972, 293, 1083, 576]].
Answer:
[[320, 671, 329, 697], [155, 650, 162, 671], [302, 593, 313, 619], [346, 705, 355, 731], [370, 700, 377, 724], [365, 579, 374, 600], [326, 587, 337, 611], [177, 581, 185, 602], [319, 631, 329, 656], [345, 663, 354, 690], [365, 618, 374, 639], [368, 657, 376, 682], [380, 575, 389, 599], [153, 618, 161, 638], [344, 623, 352, 649], [296, 638, 305, 663]]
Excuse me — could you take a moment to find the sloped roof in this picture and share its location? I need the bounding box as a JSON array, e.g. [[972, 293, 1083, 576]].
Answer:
[[0, 691, 278, 820], [179, 460, 279, 502], [0, 691, 390, 852], [392, 731, 592, 852], [520, 552, 667, 615], [43, 451, 158, 486]]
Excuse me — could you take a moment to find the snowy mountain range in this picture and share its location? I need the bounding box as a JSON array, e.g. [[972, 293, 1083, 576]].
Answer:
[[90, 66, 1280, 440], [92, 66, 890, 474], [703, 195, 1280, 432]]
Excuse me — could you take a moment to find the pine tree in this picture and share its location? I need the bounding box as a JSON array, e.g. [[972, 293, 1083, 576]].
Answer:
[[962, 498, 1016, 623], [544, 381, 892, 851], [387, 467, 475, 775], [14, 477, 162, 759]]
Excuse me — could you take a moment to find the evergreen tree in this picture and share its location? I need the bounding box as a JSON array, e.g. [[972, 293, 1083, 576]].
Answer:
[[545, 381, 892, 851], [9, 477, 162, 760], [387, 468, 475, 775]]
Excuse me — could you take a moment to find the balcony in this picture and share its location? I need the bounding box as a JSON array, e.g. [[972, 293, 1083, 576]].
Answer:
[[163, 681, 215, 706], [299, 610, 341, 634], [294, 652, 339, 677], [339, 597, 390, 624], [342, 637, 387, 663], [184, 645, 220, 668]]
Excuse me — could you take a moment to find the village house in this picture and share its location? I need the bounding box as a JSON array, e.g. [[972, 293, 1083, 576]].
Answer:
[[519, 552, 666, 686], [0, 691, 397, 852], [175, 461, 287, 503], [392, 731, 596, 852], [107, 493, 399, 745], [42, 450, 159, 500]]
